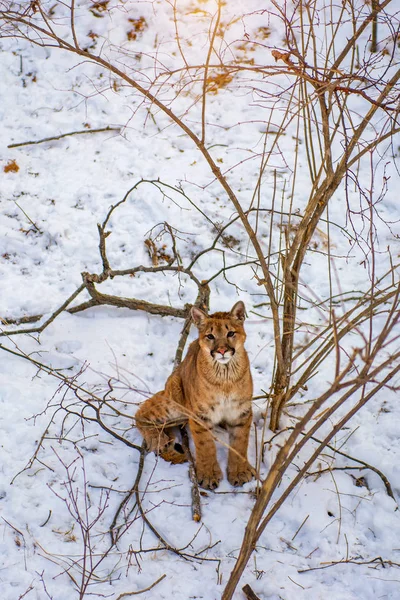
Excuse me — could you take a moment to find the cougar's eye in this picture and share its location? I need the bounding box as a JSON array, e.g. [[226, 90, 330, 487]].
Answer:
[[227, 331, 236, 338], [206, 334, 215, 340]]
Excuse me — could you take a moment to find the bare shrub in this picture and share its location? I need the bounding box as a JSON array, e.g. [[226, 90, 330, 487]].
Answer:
[[1, 1, 400, 598]]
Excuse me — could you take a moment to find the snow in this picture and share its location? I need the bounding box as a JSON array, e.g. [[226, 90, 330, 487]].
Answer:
[[1, 0, 400, 599]]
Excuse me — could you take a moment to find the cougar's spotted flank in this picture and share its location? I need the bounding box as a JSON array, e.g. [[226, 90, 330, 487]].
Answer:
[[136, 301, 253, 489]]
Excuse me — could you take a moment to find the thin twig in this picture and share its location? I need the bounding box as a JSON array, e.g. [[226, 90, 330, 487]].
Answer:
[[116, 574, 166, 598], [110, 443, 146, 544], [39, 510, 52, 528], [291, 514, 309, 541], [14, 200, 42, 233], [298, 556, 400, 574], [181, 427, 202, 522], [0, 283, 86, 337], [8, 126, 120, 148], [288, 429, 397, 503], [173, 284, 210, 370], [171, 285, 209, 520]]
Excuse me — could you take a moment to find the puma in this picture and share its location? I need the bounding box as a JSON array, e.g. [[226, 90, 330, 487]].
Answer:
[[135, 301, 253, 489]]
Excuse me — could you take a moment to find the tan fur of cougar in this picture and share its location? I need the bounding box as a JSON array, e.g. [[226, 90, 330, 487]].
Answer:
[[136, 301, 253, 490]]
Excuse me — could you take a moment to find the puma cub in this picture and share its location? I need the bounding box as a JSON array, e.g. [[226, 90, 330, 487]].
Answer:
[[136, 301, 253, 489]]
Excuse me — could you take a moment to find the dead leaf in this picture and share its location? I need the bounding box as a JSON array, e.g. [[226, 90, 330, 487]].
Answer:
[[206, 70, 233, 94], [271, 50, 295, 67], [127, 16, 147, 41], [4, 160, 19, 173]]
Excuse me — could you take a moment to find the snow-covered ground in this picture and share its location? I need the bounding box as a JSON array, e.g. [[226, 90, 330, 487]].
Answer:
[[1, 1, 400, 599]]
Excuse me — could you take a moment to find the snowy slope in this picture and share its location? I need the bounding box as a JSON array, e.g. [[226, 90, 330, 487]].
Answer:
[[1, 1, 400, 599]]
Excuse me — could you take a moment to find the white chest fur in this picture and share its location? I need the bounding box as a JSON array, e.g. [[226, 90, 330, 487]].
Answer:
[[208, 394, 243, 426]]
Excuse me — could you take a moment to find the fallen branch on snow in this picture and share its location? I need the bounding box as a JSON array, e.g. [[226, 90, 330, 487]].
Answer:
[[8, 126, 120, 148]]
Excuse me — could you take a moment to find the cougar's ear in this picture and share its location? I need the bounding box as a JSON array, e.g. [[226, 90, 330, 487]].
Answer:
[[191, 306, 208, 328], [230, 301, 246, 321]]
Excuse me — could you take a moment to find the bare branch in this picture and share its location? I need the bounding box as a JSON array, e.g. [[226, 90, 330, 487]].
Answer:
[[8, 126, 120, 148]]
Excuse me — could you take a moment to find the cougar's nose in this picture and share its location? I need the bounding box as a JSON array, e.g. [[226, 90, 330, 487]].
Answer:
[[218, 347, 227, 355]]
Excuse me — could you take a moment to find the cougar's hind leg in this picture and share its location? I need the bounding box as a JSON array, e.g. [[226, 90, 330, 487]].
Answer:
[[159, 427, 188, 464], [135, 392, 188, 464]]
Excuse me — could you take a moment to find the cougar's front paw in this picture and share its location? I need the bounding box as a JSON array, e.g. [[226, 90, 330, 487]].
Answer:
[[227, 463, 253, 487], [196, 463, 223, 490]]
